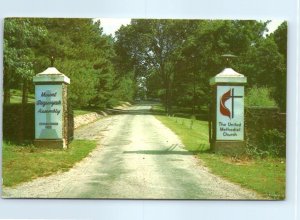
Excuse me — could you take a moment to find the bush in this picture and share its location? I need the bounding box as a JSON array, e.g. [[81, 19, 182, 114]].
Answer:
[[262, 129, 286, 157], [246, 128, 285, 158], [3, 103, 35, 142], [245, 86, 277, 108], [3, 103, 74, 143]]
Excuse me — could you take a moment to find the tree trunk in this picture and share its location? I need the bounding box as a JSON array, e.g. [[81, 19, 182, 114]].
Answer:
[[4, 86, 10, 104], [160, 64, 169, 114], [168, 76, 173, 115], [19, 79, 28, 142], [3, 71, 10, 104], [193, 72, 196, 116], [22, 79, 28, 105], [165, 80, 169, 114]]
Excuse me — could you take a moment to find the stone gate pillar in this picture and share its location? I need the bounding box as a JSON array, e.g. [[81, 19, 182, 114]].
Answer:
[[33, 67, 70, 149], [209, 67, 247, 153]]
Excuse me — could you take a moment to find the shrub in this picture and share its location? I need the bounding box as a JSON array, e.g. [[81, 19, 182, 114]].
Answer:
[[262, 129, 286, 157], [246, 128, 285, 158], [3, 103, 35, 142], [3, 103, 74, 143], [245, 86, 277, 108]]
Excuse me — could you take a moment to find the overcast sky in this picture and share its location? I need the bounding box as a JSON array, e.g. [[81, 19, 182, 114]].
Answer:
[[265, 20, 284, 35], [96, 18, 284, 36], [96, 18, 131, 36]]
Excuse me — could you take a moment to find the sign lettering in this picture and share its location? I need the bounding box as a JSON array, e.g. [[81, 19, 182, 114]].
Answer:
[[216, 86, 244, 140], [35, 85, 62, 139]]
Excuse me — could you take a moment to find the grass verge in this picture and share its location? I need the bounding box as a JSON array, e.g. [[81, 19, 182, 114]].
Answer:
[[155, 114, 285, 200], [199, 153, 285, 199], [156, 115, 210, 152], [73, 109, 96, 117], [2, 140, 97, 187], [10, 89, 35, 103]]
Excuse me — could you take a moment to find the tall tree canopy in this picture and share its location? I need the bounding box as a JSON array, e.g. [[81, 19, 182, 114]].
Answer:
[[4, 18, 126, 108], [114, 19, 286, 113], [4, 18, 47, 104], [4, 18, 287, 112]]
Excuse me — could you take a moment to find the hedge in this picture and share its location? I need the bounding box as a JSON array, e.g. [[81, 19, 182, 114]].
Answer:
[[3, 103, 74, 143], [3, 103, 35, 142], [245, 107, 286, 157]]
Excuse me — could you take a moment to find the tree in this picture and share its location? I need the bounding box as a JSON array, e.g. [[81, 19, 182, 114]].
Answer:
[[4, 18, 121, 109], [4, 18, 47, 104], [272, 21, 287, 62], [170, 20, 267, 111], [4, 18, 286, 112], [38, 18, 117, 108], [115, 19, 193, 113], [271, 21, 287, 111]]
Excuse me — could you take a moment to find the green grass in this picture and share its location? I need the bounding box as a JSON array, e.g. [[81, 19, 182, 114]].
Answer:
[[9, 89, 101, 117], [199, 153, 285, 199], [10, 95, 35, 103], [151, 103, 166, 114], [73, 109, 96, 116], [156, 115, 210, 152], [155, 114, 286, 200], [10, 89, 35, 103], [151, 103, 208, 116], [2, 140, 97, 187]]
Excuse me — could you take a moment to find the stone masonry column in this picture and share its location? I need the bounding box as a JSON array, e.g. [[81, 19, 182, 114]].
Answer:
[[209, 67, 247, 154], [33, 67, 70, 149]]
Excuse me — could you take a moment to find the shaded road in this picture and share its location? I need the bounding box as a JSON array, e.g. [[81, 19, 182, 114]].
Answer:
[[3, 104, 262, 199]]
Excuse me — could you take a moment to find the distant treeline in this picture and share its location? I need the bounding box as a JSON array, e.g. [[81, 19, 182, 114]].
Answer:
[[4, 18, 287, 112]]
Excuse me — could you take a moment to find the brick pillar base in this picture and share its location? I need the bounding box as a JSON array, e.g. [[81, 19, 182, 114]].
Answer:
[[211, 141, 245, 155], [34, 139, 67, 149]]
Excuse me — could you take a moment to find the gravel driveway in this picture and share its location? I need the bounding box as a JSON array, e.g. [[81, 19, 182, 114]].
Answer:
[[2, 104, 263, 199]]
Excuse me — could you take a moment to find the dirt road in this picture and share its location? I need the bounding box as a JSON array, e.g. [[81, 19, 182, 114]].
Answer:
[[2, 104, 262, 199]]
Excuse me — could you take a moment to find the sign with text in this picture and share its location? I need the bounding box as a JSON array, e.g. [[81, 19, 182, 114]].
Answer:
[[35, 84, 63, 139], [216, 86, 244, 140]]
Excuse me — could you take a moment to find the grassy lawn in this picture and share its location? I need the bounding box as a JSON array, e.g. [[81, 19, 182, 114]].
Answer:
[[151, 103, 208, 117], [155, 114, 286, 200], [73, 109, 96, 117], [11, 95, 35, 103], [10, 89, 35, 103], [2, 140, 97, 187], [8, 89, 117, 117], [199, 153, 285, 199], [156, 115, 210, 152], [151, 103, 166, 114]]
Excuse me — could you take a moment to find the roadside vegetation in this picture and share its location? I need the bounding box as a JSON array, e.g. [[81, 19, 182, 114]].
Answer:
[[154, 104, 285, 200], [10, 89, 34, 104], [3, 18, 286, 199], [245, 86, 278, 108], [9, 89, 125, 118], [73, 109, 96, 117], [4, 19, 286, 112], [2, 140, 97, 187]]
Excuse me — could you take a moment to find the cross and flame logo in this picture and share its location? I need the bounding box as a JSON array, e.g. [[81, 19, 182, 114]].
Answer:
[[220, 88, 243, 119]]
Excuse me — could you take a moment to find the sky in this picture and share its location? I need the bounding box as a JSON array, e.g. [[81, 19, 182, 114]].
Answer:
[[95, 18, 131, 36], [265, 20, 284, 35], [96, 18, 284, 36]]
